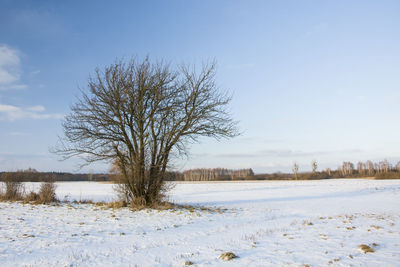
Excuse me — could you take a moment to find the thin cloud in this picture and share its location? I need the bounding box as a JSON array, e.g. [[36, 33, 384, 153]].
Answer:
[[217, 149, 363, 159], [237, 136, 284, 144], [30, 70, 40, 76], [0, 103, 63, 121], [0, 45, 27, 90], [27, 105, 46, 112], [226, 63, 255, 70], [8, 131, 30, 137]]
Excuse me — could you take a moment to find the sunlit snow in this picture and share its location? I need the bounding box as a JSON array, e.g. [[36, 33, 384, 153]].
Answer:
[[1, 179, 399, 266]]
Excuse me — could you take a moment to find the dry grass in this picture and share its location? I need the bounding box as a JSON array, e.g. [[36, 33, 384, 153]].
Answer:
[[358, 244, 375, 253], [23, 191, 40, 203], [38, 182, 58, 203], [1, 178, 58, 204], [0, 178, 24, 201], [219, 252, 238, 261]]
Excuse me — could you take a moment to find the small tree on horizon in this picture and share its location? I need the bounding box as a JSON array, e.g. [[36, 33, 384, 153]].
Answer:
[[311, 160, 317, 175], [55, 57, 239, 206], [292, 162, 299, 180]]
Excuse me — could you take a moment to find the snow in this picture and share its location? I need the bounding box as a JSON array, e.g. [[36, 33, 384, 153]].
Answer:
[[1, 179, 399, 266]]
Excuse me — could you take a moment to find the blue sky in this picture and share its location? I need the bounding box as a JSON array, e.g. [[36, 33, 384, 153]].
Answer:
[[0, 0, 399, 173]]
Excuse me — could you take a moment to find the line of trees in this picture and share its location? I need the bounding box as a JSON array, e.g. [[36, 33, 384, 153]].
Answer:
[[336, 159, 400, 179], [2, 159, 400, 183], [0, 169, 109, 182], [183, 168, 254, 181], [290, 159, 400, 180]]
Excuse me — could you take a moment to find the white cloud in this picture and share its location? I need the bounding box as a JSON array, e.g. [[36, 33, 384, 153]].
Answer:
[[0, 45, 27, 90], [27, 105, 46, 112], [30, 70, 40, 76], [8, 131, 29, 136], [0, 103, 63, 121]]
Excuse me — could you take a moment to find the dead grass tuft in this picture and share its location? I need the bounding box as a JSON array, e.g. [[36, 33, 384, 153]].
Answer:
[[1, 178, 58, 204], [108, 200, 127, 209], [38, 181, 58, 204], [219, 252, 238, 261], [358, 244, 375, 253], [23, 191, 40, 203], [0, 173, 24, 201]]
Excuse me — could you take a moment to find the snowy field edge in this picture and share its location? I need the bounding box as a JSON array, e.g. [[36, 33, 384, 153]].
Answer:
[[1, 179, 399, 266]]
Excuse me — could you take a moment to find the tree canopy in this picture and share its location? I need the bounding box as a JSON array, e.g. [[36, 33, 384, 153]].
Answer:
[[56, 57, 239, 205]]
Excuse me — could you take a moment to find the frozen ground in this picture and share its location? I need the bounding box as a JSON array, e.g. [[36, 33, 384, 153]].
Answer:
[[0, 179, 399, 266]]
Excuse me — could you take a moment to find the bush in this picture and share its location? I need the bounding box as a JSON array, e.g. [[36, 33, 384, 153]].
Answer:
[[0, 173, 58, 204], [297, 172, 331, 180], [38, 181, 58, 203], [0, 172, 25, 201], [375, 172, 400, 179], [24, 191, 40, 203]]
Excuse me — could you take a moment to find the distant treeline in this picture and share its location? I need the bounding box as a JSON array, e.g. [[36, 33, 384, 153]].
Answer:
[[178, 160, 400, 181], [183, 168, 254, 181], [0, 169, 109, 182], [267, 159, 400, 180], [1, 159, 400, 182]]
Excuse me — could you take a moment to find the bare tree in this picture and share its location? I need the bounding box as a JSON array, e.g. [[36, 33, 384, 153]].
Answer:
[[311, 160, 317, 174], [381, 159, 391, 173], [292, 162, 299, 180], [55, 58, 239, 206], [396, 161, 400, 172], [326, 168, 331, 176], [366, 160, 374, 176], [357, 162, 365, 175], [341, 161, 354, 177]]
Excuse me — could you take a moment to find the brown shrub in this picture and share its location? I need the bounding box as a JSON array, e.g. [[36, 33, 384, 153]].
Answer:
[[0, 172, 25, 201], [24, 191, 40, 203], [38, 181, 58, 203], [375, 172, 400, 179], [107, 200, 127, 209]]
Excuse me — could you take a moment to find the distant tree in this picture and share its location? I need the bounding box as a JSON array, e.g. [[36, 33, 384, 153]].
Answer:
[[88, 172, 93, 182], [311, 160, 317, 174], [396, 161, 400, 172], [55, 57, 238, 206], [341, 161, 354, 177], [326, 168, 331, 176], [292, 162, 299, 180], [374, 160, 390, 174], [366, 160, 375, 176], [382, 159, 391, 173], [357, 162, 365, 175]]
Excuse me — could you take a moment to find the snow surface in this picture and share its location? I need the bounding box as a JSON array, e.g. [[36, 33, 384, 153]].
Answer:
[[1, 179, 400, 266]]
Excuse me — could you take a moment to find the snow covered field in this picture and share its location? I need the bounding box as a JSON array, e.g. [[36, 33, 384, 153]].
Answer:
[[1, 179, 399, 266]]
